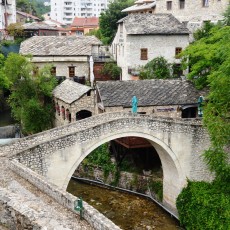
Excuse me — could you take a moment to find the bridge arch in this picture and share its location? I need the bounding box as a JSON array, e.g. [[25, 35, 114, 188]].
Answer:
[[7, 113, 210, 215], [64, 131, 186, 212]]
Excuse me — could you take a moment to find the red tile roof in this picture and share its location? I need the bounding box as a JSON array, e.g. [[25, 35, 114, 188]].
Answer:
[[71, 17, 99, 27]]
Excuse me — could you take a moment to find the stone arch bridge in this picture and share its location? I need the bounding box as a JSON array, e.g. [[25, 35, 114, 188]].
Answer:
[[0, 112, 212, 215]]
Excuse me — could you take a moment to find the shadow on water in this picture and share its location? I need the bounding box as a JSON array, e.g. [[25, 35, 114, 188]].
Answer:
[[67, 179, 183, 230]]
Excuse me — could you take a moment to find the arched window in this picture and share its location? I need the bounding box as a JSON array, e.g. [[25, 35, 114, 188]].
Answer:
[[56, 102, 60, 116], [61, 106, 65, 120]]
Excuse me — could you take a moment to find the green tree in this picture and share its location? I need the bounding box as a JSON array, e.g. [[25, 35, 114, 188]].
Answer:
[[139, 56, 172, 79], [99, 0, 134, 44], [0, 54, 10, 89], [85, 29, 102, 40], [180, 25, 229, 89], [177, 7, 230, 229], [100, 62, 121, 80], [5, 53, 57, 134]]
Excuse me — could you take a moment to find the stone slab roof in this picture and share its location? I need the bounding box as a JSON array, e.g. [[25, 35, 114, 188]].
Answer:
[[118, 14, 190, 35], [122, 1, 156, 13], [96, 79, 204, 107], [53, 79, 91, 104], [17, 11, 41, 21], [22, 22, 58, 30], [20, 35, 102, 56]]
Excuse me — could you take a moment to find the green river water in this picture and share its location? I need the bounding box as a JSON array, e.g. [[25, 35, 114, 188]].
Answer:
[[67, 179, 182, 230]]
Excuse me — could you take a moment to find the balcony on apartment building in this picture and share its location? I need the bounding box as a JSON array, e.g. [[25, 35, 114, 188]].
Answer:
[[64, 1, 73, 6], [64, 7, 72, 12]]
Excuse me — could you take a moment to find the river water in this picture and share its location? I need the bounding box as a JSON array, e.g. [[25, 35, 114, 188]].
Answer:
[[67, 179, 182, 230]]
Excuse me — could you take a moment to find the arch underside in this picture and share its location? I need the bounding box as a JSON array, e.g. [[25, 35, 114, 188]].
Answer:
[[60, 130, 186, 213]]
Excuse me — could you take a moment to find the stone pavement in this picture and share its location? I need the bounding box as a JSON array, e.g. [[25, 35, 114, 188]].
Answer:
[[0, 156, 94, 230]]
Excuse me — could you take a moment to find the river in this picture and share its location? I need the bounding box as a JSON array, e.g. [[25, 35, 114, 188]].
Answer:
[[67, 179, 182, 230]]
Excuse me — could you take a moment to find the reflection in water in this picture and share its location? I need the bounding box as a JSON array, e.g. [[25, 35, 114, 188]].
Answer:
[[67, 179, 182, 230]]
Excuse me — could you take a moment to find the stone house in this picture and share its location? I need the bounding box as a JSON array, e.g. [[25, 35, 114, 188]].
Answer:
[[19, 35, 102, 82], [22, 22, 59, 37], [96, 79, 205, 118], [122, 0, 229, 33], [111, 13, 190, 80], [16, 11, 41, 24], [53, 79, 95, 126]]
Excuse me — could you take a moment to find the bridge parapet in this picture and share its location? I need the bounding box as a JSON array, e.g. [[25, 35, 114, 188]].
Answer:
[[0, 112, 203, 157]]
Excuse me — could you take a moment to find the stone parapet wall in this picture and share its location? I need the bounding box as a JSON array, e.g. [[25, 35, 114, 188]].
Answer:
[[0, 187, 42, 229], [0, 112, 202, 157], [8, 159, 121, 230]]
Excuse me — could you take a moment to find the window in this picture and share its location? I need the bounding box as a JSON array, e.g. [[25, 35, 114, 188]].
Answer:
[[179, 0, 185, 9], [51, 67, 56, 76], [167, 1, 172, 10], [69, 66, 75, 77], [175, 47, 182, 58], [140, 48, 148, 60], [202, 0, 209, 7]]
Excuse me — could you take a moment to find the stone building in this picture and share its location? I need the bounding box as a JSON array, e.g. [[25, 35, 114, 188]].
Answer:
[[122, 0, 229, 32], [96, 79, 205, 118], [16, 11, 41, 24], [19, 35, 102, 81], [53, 79, 94, 126], [111, 13, 189, 80]]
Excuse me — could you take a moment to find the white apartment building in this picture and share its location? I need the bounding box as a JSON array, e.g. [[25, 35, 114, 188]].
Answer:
[[50, 0, 110, 25], [0, 0, 16, 30]]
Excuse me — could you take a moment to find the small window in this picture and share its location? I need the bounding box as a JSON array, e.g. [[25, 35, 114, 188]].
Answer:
[[51, 67, 56, 76], [202, 0, 209, 7], [167, 1, 172, 10], [69, 66, 75, 77], [87, 90, 91, 96], [175, 47, 182, 58], [140, 48, 148, 60], [179, 0, 185, 9]]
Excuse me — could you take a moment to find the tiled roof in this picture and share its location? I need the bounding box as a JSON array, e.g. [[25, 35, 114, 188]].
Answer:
[[53, 79, 91, 104], [118, 14, 190, 35], [19, 35, 102, 56], [22, 22, 58, 30], [71, 17, 99, 27], [96, 79, 204, 107]]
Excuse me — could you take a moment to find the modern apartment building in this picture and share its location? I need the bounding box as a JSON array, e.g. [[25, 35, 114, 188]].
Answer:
[[0, 0, 16, 30], [50, 0, 110, 25]]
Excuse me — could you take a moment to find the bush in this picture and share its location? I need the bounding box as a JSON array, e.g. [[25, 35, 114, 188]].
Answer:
[[139, 56, 171, 79], [176, 180, 230, 230], [100, 62, 121, 80]]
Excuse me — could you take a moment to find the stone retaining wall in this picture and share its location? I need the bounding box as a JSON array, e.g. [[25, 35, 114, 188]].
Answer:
[[8, 159, 121, 230]]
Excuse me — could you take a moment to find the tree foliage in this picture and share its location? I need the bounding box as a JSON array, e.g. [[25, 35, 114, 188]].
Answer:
[[177, 181, 230, 230], [99, 0, 134, 44], [6, 23, 25, 37], [139, 56, 172, 79], [16, 0, 50, 18], [177, 7, 230, 229], [100, 62, 121, 80], [180, 25, 229, 89], [3, 53, 57, 134]]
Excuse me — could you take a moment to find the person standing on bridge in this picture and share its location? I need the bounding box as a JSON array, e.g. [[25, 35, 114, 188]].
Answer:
[[132, 96, 138, 114]]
